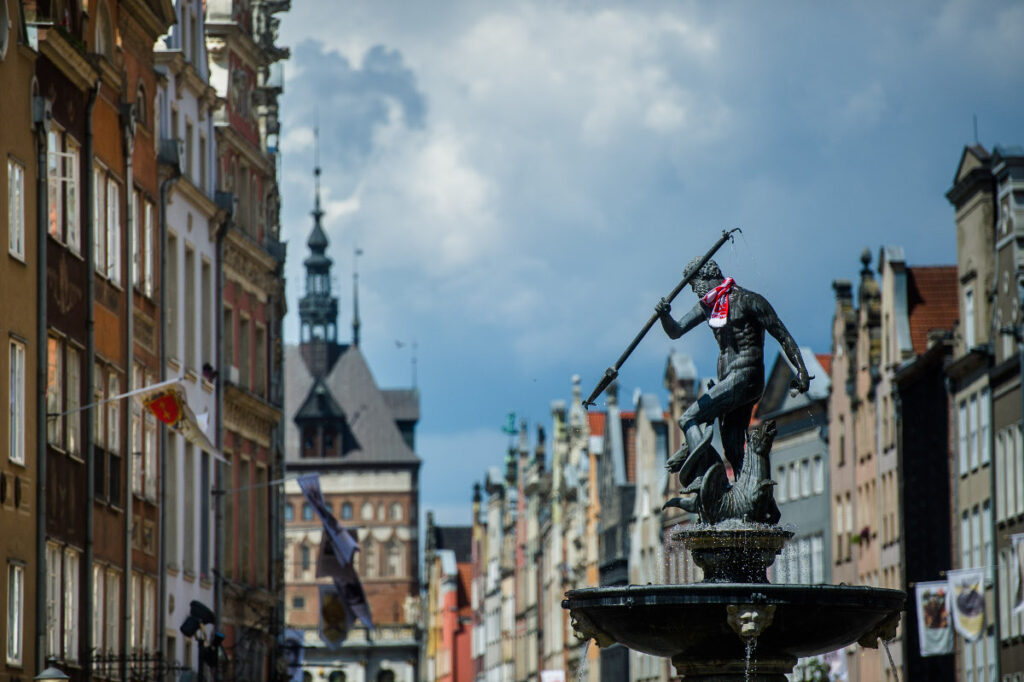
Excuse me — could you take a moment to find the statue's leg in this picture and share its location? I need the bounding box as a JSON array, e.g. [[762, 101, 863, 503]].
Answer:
[[668, 379, 742, 482], [721, 400, 756, 478]]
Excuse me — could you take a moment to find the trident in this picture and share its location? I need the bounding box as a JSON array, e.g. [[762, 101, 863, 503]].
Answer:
[[582, 228, 742, 409]]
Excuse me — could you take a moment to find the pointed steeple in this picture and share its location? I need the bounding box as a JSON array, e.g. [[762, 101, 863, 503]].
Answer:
[[352, 248, 362, 347], [298, 127, 342, 377]]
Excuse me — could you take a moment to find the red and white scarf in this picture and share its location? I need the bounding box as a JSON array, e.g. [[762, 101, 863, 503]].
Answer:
[[701, 277, 735, 328]]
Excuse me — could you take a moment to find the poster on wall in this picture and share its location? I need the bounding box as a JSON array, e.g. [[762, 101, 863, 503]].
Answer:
[[947, 567, 986, 641], [915, 581, 953, 656]]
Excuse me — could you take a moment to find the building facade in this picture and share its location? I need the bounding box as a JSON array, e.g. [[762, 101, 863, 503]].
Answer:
[[205, 0, 288, 675], [0, 3, 39, 675], [155, 1, 221, 673], [947, 144, 1024, 681]]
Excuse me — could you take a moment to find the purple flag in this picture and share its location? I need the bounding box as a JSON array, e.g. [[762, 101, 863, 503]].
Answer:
[[317, 532, 373, 629], [297, 473, 359, 565]]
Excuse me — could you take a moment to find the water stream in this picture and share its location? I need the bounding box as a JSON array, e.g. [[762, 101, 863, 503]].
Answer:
[[881, 638, 901, 682], [744, 637, 757, 682], [577, 639, 591, 682]]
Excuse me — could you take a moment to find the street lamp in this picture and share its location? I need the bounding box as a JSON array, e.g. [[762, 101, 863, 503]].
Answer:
[[34, 658, 70, 681]]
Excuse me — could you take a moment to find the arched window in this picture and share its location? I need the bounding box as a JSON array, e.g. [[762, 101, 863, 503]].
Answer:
[[300, 544, 310, 571], [390, 503, 402, 522], [360, 502, 373, 520], [341, 502, 352, 520], [363, 540, 377, 578], [93, 0, 114, 60], [302, 503, 313, 521], [283, 504, 293, 522], [328, 672, 346, 682], [377, 504, 385, 521], [386, 541, 403, 578], [377, 670, 394, 682]]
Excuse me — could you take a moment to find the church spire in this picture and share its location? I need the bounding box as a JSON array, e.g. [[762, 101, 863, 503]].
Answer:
[[352, 247, 362, 346], [298, 126, 340, 368]]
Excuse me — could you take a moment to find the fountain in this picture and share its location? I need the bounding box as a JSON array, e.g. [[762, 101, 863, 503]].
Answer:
[[569, 233, 906, 680]]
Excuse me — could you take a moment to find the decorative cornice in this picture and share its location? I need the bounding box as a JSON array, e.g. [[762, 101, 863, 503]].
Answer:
[[171, 176, 220, 221], [38, 27, 98, 91], [216, 123, 274, 176], [95, 54, 122, 91], [224, 383, 281, 447], [223, 230, 281, 297], [119, 0, 176, 41], [156, 50, 219, 105]]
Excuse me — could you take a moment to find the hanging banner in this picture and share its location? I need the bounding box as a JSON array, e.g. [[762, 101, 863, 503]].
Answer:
[[134, 379, 222, 459], [915, 581, 953, 656], [1013, 533, 1024, 615], [318, 532, 374, 629], [318, 584, 350, 649], [947, 567, 986, 641], [297, 473, 360, 565]]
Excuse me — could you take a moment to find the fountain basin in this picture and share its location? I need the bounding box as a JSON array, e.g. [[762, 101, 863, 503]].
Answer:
[[674, 525, 793, 583], [563, 583, 904, 679]]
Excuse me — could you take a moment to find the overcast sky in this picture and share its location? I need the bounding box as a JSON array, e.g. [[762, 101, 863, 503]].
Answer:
[[277, 1, 1024, 525]]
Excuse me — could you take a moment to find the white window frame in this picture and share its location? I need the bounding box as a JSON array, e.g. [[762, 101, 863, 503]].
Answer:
[[812, 455, 825, 495], [8, 339, 24, 465], [106, 178, 121, 285], [105, 569, 119, 659], [980, 388, 991, 465], [45, 543, 60, 658], [47, 336, 64, 448], [959, 401, 969, 476], [144, 200, 154, 298], [6, 562, 23, 665], [969, 395, 979, 471], [92, 563, 104, 656], [142, 576, 155, 652], [964, 287, 976, 349], [93, 165, 106, 275], [129, 572, 140, 653], [67, 346, 81, 458], [8, 158, 25, 260], [63, 548, 79, 662]]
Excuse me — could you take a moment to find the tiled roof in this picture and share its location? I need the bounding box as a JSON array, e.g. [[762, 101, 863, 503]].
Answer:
[[906, 266, 959, 355], [587, 412, 606, 437], [284, 344, 420, 466], [816, 354, 832, 376], [381, 389, 420, 422]]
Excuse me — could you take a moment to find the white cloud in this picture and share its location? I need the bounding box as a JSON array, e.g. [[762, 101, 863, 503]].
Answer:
[[281, 125, 314, 153]]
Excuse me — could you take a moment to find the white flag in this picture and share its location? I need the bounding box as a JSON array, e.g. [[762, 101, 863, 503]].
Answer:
[[915, 580, 953, 656], [947, 567, 985, 641]]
